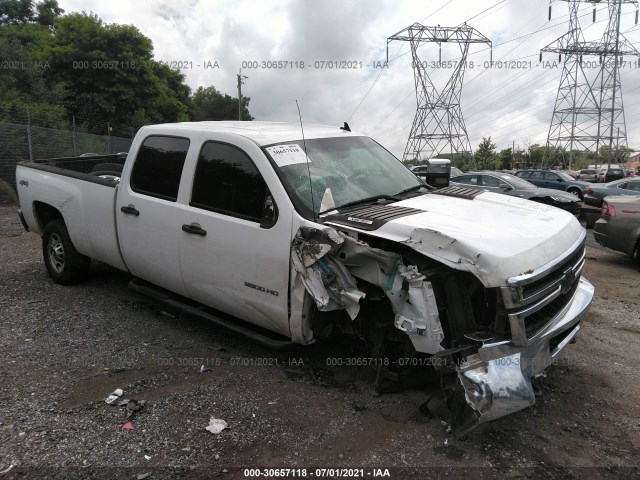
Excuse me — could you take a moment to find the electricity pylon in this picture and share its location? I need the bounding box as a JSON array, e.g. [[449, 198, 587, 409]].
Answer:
[[388, 23, 491, 166], [542, 0, 639, 169]]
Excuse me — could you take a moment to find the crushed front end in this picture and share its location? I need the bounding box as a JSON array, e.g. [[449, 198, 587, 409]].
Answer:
[[291, 224, 594, 435]]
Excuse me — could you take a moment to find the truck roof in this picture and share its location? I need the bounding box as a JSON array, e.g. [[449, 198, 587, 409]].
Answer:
[[141, 121, 362, 146]]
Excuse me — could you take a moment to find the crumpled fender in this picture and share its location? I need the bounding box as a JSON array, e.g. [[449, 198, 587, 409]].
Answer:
[[291, 226, 445, 354]]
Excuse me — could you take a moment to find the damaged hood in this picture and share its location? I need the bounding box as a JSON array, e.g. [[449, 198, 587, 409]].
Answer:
[[335, 192, 584, 287]]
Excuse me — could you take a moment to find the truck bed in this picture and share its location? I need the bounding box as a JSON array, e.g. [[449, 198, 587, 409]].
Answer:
[[16, 155, 128, 272]]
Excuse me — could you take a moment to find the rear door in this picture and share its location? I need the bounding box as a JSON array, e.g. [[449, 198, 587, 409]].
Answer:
[[526, 171, 544, 187], [117, 135, 191, 297], [177, 135, 293, 337]]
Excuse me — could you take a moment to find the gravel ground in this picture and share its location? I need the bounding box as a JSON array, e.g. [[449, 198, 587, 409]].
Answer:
[[1, 205, 639, 480]]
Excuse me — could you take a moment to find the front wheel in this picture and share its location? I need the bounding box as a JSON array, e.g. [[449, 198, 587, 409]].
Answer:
[[42, 219, 90, 285]]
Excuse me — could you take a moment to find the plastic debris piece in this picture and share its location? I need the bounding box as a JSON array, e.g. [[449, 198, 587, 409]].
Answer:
[[122, 421, 134, 430], [205, 417, 228, 434], [199, 365, 211, 373], [105, 388, 124, 405], [137, 472, 151, 480]]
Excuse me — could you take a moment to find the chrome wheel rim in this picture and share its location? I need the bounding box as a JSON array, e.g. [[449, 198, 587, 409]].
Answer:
[[47, 233, 65, 274]]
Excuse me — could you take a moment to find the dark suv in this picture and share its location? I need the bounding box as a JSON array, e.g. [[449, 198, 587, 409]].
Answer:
[[514, 170, 591, 199]]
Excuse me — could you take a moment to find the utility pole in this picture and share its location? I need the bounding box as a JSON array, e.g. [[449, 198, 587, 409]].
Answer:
[[237, 69, 248, 121], [387, 23, 491, 169]]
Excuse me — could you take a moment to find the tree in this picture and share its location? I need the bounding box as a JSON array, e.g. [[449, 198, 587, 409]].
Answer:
[[0, 36, 67, 127], [190, 86, 254, 121], [35, 0, 63, 27], [475, 137, 497, 170], [523, 143, 545, 168], [0, 0, 34, 25], [46, 12, 191, 128], [498, 148, 512, 170]]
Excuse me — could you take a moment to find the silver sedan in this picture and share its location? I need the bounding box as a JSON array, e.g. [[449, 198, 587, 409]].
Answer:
[[594, 195, 640, 267]]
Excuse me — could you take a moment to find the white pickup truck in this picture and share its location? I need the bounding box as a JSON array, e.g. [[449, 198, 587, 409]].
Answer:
[[16, 121, 594, 434]]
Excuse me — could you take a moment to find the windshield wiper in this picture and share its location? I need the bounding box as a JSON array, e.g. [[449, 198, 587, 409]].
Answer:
[[395, 184, 431, 196], [319, 194, 399, 215]]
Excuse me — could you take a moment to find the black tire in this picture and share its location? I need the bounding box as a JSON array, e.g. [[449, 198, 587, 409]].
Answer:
[[567, 187, 582, 200], [42, 219, 90, 285], [91, 163, 123, 175], [634, 240, 640, 269]]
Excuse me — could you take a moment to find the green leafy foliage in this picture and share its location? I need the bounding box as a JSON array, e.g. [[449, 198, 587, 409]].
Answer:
[[191, 86, 254, 121], [474, 137, 497, 170], [1, 1, 253, 132]]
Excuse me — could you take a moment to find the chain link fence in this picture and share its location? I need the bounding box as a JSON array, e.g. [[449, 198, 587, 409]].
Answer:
[[0, 119, 134, 206]]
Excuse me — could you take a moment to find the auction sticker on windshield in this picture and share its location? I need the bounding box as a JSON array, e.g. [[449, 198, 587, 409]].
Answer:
[[265, 144, 311, 167]]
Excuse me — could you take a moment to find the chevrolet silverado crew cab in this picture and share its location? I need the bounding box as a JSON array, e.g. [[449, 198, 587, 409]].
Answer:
[[16, 121, 594, 434]]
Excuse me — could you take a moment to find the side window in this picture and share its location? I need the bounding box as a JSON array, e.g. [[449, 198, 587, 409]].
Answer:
[[480, 175, 501, 187], [544, 172, 560, 181], [529, 171, 543, 180], [130, 136, 190, 201], [455, 174, 478, 185], [624, 181, 640, 192], [191, 141, 269, 222]]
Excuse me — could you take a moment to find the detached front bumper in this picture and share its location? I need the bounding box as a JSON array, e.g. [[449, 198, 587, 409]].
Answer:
[[453, 276, 594, 435]]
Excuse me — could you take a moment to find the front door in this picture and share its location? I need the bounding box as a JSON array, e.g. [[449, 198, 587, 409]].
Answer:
[[178, 137, 292, 337]]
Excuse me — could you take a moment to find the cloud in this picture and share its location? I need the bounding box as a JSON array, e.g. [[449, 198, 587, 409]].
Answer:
[[56, 0, 640, 157]]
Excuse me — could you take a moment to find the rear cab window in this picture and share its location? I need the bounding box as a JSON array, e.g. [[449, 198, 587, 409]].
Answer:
[[130, 136, 190, 201]]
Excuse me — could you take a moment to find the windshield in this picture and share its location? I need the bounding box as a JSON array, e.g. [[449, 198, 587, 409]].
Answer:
[[557, 172, 575, 181], [263, 136, 424, 216]]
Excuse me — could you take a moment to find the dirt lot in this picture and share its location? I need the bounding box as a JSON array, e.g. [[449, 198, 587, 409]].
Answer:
[[1, 205, 639, 479]]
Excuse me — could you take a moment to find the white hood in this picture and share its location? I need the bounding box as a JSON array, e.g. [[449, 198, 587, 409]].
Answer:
[[367, 192, 584, 287]]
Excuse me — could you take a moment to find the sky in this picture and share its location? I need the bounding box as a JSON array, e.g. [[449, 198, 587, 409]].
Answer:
[[57, 0, 640, 160]]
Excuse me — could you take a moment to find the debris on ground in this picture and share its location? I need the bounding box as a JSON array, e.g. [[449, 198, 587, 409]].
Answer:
[[205, 417, 228, 434], [105, 388, 123, 405]]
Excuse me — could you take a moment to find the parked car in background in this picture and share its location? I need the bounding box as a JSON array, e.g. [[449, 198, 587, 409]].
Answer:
[[577, 169, 598, 182], [597, 166, 626, 183], [451, 172, 582, 216], [514, 169, 591, 199], [594, 195, 640, 267], [583, 178, 640, 208]]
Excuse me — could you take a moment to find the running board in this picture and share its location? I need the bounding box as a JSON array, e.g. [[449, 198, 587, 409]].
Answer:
[[128, 278, 295, 350]]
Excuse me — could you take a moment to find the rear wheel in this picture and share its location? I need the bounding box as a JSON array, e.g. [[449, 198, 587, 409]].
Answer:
[[634, 240, 640, 269], [567, 187, 582, 199], [42, 219, 90, 285]]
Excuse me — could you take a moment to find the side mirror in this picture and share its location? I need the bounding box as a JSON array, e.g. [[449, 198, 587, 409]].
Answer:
[[260, 194, 278, 229], [499, 184, 512, 191]]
